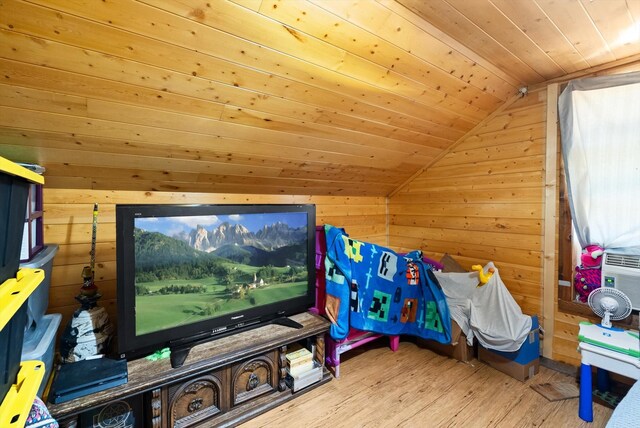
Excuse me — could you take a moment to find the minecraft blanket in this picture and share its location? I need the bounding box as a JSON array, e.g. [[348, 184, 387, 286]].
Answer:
[[323, 225, 451, 343]]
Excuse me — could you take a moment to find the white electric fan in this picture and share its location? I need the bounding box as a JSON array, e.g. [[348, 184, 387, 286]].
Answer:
[[579, 287, 639, 358], [587, 287, 632, 328]]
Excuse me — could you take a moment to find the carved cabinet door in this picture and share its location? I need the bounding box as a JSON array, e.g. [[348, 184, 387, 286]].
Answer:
[[167, 371, 227, 428], [231, 350, 278, 407]]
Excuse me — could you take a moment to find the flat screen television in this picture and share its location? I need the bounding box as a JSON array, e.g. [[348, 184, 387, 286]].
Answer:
[[116, 203, 316, 367]]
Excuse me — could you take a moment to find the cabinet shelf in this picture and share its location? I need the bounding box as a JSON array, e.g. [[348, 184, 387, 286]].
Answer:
[[48, 312, 330, 427]]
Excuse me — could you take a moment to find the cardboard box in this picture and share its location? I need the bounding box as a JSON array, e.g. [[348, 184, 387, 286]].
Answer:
[[478, 315, 540, 382], [478, 347, 539, 382], [489, 315, 539, 364], [417, 320, 474, 362]]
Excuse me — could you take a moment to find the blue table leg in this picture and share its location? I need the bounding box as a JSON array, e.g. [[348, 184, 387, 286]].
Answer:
[[596, 367, 610, 392], [579, 363, 593, 422]]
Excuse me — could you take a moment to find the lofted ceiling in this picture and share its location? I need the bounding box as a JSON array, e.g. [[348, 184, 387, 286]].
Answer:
[[0, 0, 639, 196]]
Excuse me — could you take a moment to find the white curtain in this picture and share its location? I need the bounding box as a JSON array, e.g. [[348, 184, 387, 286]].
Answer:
[[558, 72, 640, 254]]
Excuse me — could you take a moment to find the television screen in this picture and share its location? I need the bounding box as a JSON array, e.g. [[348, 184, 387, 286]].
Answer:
[[116, 204, 316, 363]]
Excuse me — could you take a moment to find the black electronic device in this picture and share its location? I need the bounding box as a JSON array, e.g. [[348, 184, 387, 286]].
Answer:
[[115, 204, 315, 367], [49, 357, 128, 404]]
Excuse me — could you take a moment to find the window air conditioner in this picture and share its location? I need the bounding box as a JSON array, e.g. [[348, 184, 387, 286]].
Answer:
[[601, 252, 640, 311]]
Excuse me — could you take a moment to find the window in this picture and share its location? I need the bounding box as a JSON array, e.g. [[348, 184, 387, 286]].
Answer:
[[557, 72, 640, 312]]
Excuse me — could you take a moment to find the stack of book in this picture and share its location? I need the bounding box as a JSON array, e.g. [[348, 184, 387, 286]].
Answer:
[[284, 345, 322, 392]]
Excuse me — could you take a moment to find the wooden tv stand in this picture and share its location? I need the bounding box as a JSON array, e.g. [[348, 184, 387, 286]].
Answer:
[[48, 312, 330, 427]]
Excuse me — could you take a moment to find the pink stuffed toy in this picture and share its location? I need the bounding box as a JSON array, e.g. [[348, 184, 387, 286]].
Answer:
[[574, 266, 602, 302], [574, 244, 605, 302], [581, 244, 604, 268]]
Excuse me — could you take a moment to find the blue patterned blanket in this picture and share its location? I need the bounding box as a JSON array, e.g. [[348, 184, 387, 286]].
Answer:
[[323, 225, 451, 343]]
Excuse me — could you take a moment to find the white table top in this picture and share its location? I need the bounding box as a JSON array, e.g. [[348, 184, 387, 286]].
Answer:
[[579, 341, 640, 380]]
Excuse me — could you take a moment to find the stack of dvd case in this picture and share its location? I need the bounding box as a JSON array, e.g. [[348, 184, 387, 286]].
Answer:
[[284, 344, 322, 392]]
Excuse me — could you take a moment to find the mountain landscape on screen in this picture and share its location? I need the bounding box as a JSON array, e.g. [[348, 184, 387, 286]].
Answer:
[[132, 214, 309, 335], [186, 221, 306, 252]]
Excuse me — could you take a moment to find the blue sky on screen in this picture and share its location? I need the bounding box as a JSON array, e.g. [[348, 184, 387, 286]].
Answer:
[[135, 211, 307, 237]]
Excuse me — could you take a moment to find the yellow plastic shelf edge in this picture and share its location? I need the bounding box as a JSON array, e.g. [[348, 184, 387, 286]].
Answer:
[[0, 156, 44, 184], [0, 268, 45, 331], [0, 360, 46, 428]]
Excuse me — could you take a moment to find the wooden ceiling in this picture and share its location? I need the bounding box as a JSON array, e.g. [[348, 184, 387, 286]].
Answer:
[[1, 0, 639, 196]]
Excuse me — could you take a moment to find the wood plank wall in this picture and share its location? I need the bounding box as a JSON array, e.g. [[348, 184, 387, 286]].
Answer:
[[44, 189, 387, 334], [390, 62, 640, 367], [389, 89, 547, 318]]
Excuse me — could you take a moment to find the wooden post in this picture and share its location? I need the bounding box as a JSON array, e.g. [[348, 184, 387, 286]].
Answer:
[[542, 83, 559, 359]]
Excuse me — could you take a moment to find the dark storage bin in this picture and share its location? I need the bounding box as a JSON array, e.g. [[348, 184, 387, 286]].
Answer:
[[0, 172, 30, 282], [0, 303, 27, 401], [1, 157, 45, 404]]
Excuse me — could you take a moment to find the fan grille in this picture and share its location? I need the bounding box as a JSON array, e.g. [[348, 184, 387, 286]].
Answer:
[[588, 287, 632, 321]]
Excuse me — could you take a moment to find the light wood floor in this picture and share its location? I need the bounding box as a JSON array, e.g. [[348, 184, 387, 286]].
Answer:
[[243, 340, 613, 428]]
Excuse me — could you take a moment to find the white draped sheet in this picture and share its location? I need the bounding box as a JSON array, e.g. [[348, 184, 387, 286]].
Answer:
[[435, 263, 532, 352]]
